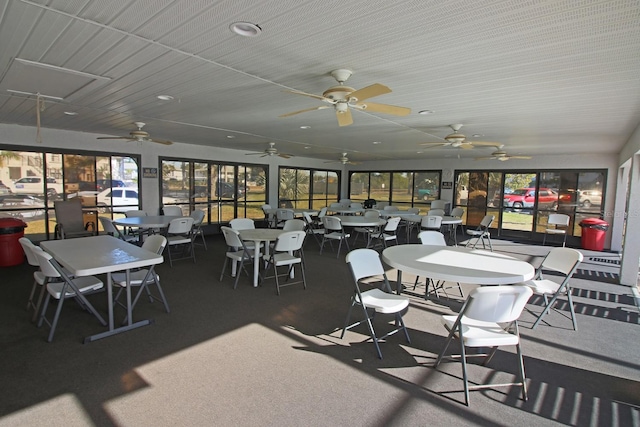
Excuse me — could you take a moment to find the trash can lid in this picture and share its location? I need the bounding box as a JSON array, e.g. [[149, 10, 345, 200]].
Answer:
[[579, 217, 608, 226], [0, 217, 27, 228]]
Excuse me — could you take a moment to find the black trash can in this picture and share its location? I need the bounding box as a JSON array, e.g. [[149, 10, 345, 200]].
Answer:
[[579, 218, 609, 251], [0, 217, 28, 267]]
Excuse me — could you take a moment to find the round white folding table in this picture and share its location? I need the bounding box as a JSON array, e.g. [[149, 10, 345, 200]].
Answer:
[[331, 215, 386, 228], [238, 228, 288, 287], [328, 207, 364, 215], [381, 244, 535, 294]]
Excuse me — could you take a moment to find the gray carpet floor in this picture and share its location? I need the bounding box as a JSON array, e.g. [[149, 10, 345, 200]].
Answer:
[[1, 232, 639, 427]]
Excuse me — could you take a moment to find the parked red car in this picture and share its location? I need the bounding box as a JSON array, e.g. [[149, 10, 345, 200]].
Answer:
[[503, 187, 558, 210]]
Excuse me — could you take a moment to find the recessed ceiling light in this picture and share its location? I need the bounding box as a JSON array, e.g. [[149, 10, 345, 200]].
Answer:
[[418, 110, 434, 115], [472, 134, 483, 138], [63, 111, 78, 116], [304, 146, 310, 149], [300, 125, 310, 129], [157, 95, 174, 101], [372, 141, 382, 145], [416, 151, 423, 154], [230, 22, 262, 37], [226, 135, 235, 139]]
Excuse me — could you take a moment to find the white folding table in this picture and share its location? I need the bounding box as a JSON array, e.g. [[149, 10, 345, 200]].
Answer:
[[41, 235, 164, 342], [381, 244, 535, 294], [238, 228, 287, 287]]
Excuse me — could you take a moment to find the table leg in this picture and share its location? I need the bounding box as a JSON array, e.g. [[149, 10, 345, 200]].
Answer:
[[253, 240, 262, 287], [396, 270, 403, 295]]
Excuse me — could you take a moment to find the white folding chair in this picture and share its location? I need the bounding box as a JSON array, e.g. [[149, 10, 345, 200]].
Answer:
[[428, 208, 445, 217], [465, 214, 494, 251], [166, 217, 195, 267], [34, 250, 106, 342], [451, 207, 466, 234], [275, 209, 294, 228], [229, 218, 262, 251], [19, 237, 49, 322], [261, 204, 276, 228], [320, 216, 350, 258], [190, 209, 207, 250], [421, 215, 443, 232], [370, 216, 401, 249], [261, 230, 307, 295], [283, 218, 305, 231], [543, 213, 570, 246], [383, 205, 399, 212], [98, 216, 138, 243], [111, 235, 170, 322], [342, 249, 411, 359], [163, 205, 183, 216], [434, 285, 533, 406], [352, 209, 380, 247], [219, 226, 257, 289], [412, 231, 464, 299], [302, 211, 325, 246], [123, 209, 149, 238], [522, 247, 583, 330], [431, 200, 448, 211]]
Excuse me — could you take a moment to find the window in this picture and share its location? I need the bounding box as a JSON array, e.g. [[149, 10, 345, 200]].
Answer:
[[278, 167, 339, 209], [349, 170, 441, 211]]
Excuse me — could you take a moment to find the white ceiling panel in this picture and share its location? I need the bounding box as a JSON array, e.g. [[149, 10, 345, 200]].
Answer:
[[0, 0, 638, 162]]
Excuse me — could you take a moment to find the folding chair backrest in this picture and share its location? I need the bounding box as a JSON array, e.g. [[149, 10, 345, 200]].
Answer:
[[125, 210, 147, 217], [276, 209, 294, 221], [163, 206, 183, 216], [18, 237, 39, 266], [142, 234, 167, 255], [221, 226, 245, 249], [480, 214, 495, 228], [383, 205, 398, 211], [346, 248, 385, 281], [384, 216, 401, 231], [541, 247, 583, 275], [283, 219, 305, 231], [318, 207, 327, 218], [274, 230, 305, 252], [451, 207, 465, 218], [190, 209, 205, 225], [229, 218, 255, 230], [302, 212, 314, 226], [322, 216, 342, 231], [428, 209, 445, 216], [463, 285, 533, 323], [98, 216, 118, 235], [548, 213, 570, 227], [167, 217, 193, 234], [54, 199, 86, 233], [422, 215, 442, 228], [431, 200, 447, 210], [33, 249, 61, 278], [363, 209, 380, 218], [417, 231, 447, 246], [350, 202, 362, 209]]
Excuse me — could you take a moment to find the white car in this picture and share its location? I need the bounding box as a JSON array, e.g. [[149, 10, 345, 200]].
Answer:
[[97, 188, 176, 213], [9, 177, 63, 196]]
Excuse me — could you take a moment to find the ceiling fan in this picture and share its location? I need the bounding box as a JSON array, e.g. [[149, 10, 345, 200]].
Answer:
[[476, 150, 532, 161], [324, 153, 359, 165], [421, 124, 499, 149], [97, 122, 173, 145], [279, 69, 411, 127], [245, 142, 293, 159]]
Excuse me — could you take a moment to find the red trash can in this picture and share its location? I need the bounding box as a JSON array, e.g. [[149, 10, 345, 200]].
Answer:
[[579, 218, 609, 251], [0, 217, 28, 267]]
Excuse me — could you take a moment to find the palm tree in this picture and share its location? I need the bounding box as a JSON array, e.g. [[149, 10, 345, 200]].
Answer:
[[0, 150, 20, 168]]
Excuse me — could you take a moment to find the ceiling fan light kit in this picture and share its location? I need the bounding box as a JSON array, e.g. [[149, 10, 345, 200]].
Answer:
[[96, 122, 173, 145]]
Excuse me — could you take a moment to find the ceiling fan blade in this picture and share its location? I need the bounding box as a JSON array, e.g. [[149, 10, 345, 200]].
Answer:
[[510, 156, 532, 159], [279, 105, 330, 118], [245, 152, 263, 156], [470, 141, 502, 147], [356, 101, 411, 116], [460, 143, 474, 149], [150, 138, 173, 145], [97, 136, 134, 140], [284, 89, 330, 102], [420, 142, 449, 148], [336, 109, 353, 127], [278, 153, 292, 159], [348, 83, 391, 102]]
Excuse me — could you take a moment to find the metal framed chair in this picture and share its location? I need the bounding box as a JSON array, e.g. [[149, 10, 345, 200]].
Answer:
[[434, 285, 533, 406], [352, 209, 380, 247], [261, 230, 307, 295], [111, 235, 170, 322], [465, 214, 494, 251], [302, 211, 325, 246], [34, 249, 106, 342], [543, 213, 570, 246], [412, 231, 464, 299], [190, 209, 207, 250], [219, 226, 257, 289], [98, 216, 138, 243], [370, 216, 401, 249], [166, 217, 195, 267], [19, 237, 49, 322], [261, 204, 276, 228], [421, 215, 443, 232], [275, 208, 294, 228], [342, 249, 411, 359], [163, 205, 183, 216], [320, 216, 350, 258], [53, 199, 95, 239], [522, 247, 583, 330], [428, 208, 445, 217]]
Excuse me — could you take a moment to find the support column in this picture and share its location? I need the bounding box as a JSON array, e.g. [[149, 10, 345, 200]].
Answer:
[[619, 154, 640, 286]]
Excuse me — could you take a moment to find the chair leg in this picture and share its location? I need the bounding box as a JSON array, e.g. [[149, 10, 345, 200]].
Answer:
[[341, 300, 356, 339], [219, 257, 228, 281], [459, 337, 470, 406], [566, 287, 578, 331], [516, 342, 528, 401]]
